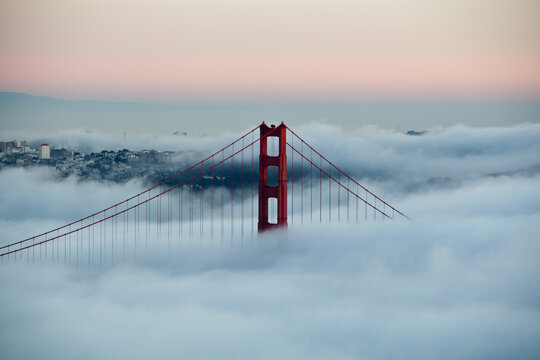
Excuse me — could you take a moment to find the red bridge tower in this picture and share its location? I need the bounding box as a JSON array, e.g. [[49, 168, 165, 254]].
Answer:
[[258, 122, 287, 232]]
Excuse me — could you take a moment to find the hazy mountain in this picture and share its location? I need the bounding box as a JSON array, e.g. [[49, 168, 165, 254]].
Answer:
[[1, 92, 539, 137]]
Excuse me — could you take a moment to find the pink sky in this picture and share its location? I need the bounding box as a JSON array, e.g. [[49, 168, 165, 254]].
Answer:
[[1, 0, 539, 101]]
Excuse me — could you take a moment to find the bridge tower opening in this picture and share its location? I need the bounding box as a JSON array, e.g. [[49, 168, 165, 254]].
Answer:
[[258, 122, 287, 232]]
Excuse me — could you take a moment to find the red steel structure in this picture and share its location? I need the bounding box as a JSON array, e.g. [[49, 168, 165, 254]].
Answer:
[[0, 122, 409, 263], [258, 122, 287, 232]]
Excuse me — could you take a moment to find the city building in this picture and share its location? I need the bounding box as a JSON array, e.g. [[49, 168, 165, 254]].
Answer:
[[39, 144, 50, 159]]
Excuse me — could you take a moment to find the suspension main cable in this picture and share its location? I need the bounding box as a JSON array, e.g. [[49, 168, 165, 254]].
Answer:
[[1, 125, 282, 257], [285, 126, 408, 218], [1, 125, 262, 251]]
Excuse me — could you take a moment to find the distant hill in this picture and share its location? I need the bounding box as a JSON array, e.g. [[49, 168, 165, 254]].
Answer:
[[0, 92, 187, 135], [1, 92, 539, 135], [1, 92, 60, 103], [0, 91, 159, 111]]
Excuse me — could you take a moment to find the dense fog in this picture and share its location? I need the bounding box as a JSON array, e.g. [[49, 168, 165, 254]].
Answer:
[[1, 123, 539, 359]]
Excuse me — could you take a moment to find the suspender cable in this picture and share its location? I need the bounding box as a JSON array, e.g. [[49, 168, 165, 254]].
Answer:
[[123, 204, 126, 260], [179, 186, 182, 240], [347, 177, 350, 223], [356, 184, 359, 224], [365, 189, 367, 221], [251, 132, 254, 239], [221, 150, 224, 243], [287, 142, 392, 220], [190, 183, 193, 238], [285, 126, 408, 219], [169, 188, 172, 247], [210, 155, 214, 240], [310, 147, 313, 223], [135, 196, 138, 256], [87, 224, 90, 266], [241, 137, 244, 241], [338, 167, 340, 223], [291, 135, 294, 225], [146, 191, 149, 249], [231, 143, 235, 242], [301, 140, 304, 225], [320, 156, 322, 223], [157, 186, 160, 240], [374, 198, 376, 221], [200, 165, 203, 240], [328, 160, 331, 222]]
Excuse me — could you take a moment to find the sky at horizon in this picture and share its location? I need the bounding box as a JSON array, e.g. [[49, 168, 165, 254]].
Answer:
[[1, 0, 539, 102]]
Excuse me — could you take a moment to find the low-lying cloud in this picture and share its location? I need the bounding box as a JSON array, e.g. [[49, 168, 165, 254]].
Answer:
[[1, 123, 539, 359]]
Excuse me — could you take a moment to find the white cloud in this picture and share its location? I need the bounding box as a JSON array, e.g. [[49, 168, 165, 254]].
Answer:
[[1, 123, 539, 359]]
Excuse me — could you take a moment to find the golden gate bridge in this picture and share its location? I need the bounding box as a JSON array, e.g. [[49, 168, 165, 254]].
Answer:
[[0, 122, 407, 264]]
